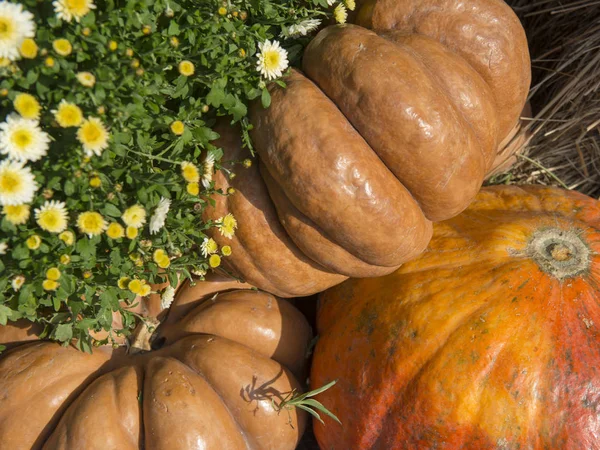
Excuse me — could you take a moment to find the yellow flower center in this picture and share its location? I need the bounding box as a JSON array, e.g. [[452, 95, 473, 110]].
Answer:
[[38, 210, 60, 230], [66, 0, 90, 15], [0, 171, 21, 194], [81, 122, 101, 143], [0, 18, 13, 38], [264, 51, 281, 70], [11, 129, 33, 150]]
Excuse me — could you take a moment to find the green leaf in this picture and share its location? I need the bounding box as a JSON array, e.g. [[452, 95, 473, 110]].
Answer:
[[261, 88, 271, 108], [54, 324, 73, 342]]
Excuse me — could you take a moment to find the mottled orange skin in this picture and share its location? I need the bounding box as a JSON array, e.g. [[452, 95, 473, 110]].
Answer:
[[312, 185, 600, 450]]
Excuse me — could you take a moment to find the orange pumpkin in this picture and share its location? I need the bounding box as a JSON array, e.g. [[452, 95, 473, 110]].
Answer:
[[206, 0, 530, 297], [0, 276, 311, 450], [311, 185, 600, 449]]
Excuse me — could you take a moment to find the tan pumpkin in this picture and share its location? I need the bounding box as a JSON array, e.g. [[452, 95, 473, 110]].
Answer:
[[311, 185, 600, 449], [0, 276, 311, 450], [206, 0, 530, 297]]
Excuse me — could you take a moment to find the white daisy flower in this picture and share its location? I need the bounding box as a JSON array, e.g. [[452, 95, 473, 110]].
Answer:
[[160, 285, 176, 311], [283, 19, 321, 38], [0, 241, 7, 255], [53, 0, 96, 23], [326, 0, 336, 5], [11, 275, 25, 291], [149, 197, 171, 235], [202, 153, 215, 189], [0, 114, 50, 162], [0, 159, 38, 206], [192, 268, 207, 277], [34, 200, 68, 233], [0, 2, 35, 61], [256, 39, 289, 81]]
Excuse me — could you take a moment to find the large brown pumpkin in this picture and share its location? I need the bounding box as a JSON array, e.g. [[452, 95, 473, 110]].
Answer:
[[206, 0, 530, 297], [311, 185, 600, 449], [0, 276, 311, 450]]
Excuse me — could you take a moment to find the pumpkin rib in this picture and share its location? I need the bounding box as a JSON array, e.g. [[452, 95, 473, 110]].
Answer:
[[170, 335, 305, 450], [259, 161, 405, 278], [143, 355, 252, 450], [385, 32, 497, 169], [166, 353, 255, 450], [42, 365, 143, 449]]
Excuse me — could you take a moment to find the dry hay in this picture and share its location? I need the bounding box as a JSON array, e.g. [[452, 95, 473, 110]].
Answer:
[[489, 0, 600, 198]]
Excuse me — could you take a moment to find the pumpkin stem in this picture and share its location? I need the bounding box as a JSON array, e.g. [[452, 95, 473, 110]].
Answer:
[[526, 228, 590, 280], [128, 317, 160, 355]]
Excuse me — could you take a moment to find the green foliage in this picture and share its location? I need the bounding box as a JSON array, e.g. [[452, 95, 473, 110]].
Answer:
[[0, 0, 331, 350], [275, 380, 341, 426]]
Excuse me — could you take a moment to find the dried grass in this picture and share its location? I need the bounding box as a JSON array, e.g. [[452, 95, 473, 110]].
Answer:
[[489, 0, 600, 198]]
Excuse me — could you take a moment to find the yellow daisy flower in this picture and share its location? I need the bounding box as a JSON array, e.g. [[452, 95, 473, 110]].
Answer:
[[76, 71, 96, 87], [181, 162, 200, 184], [218, 6, 227, 15], [46, 267, 61, 280], [59, 230, 74, 245], [83, 270, 92, 279], [2, 203, 30, 225], [126, 226, 138, 239], [138, 283, 150, 296], [117, 276, 130, 289], [178, 60, 195, 77], [52, 38, 72, 56], [334, 4, 348, 24], [200, 237, 218, 257], [128, 279, 146, 295], [26, 234, 41, 249], [209, 254, 221, 268], [169, 37, 179, 48], [108, 40, 117, 51], [77, 117, 109, 156], [53, 0, 97, 23], [216, 213, 238, 239], [157, 255, 170, 269], [52, 100, 83, 128], [153, 248, 166, 263], [344, 0, 356, 10], [122, 204, 146, 228], [19, 38, 38, 59], [76, 211, 107, 236], [170, 120, 185, 135], [44, 57, 55, 68], [35, 200, 69, 233], [186, 182, 199, 196], [59, 254, 71, 265], [106, 222, 125, 239], [42, 279, 59, 291], [89, 176, 101, 188], [221, 245, 232, 256], [13, 93, 41, 120]]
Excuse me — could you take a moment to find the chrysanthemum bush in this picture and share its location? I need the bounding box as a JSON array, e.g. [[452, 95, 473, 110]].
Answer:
[[0, 0, 337, 351]]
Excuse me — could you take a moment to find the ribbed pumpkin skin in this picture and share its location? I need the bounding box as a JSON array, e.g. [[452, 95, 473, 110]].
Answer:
[[311, 185, 600, 450], [0, 280, 311, 450]]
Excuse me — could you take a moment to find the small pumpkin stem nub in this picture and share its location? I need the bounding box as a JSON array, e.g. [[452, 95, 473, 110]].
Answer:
[[526, 228, 590, 280], [548, 243, 572, 262]]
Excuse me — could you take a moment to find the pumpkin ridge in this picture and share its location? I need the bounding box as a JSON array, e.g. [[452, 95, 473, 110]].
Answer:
[[386, 33, 496, 168], [168, 352, 254, 450]]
